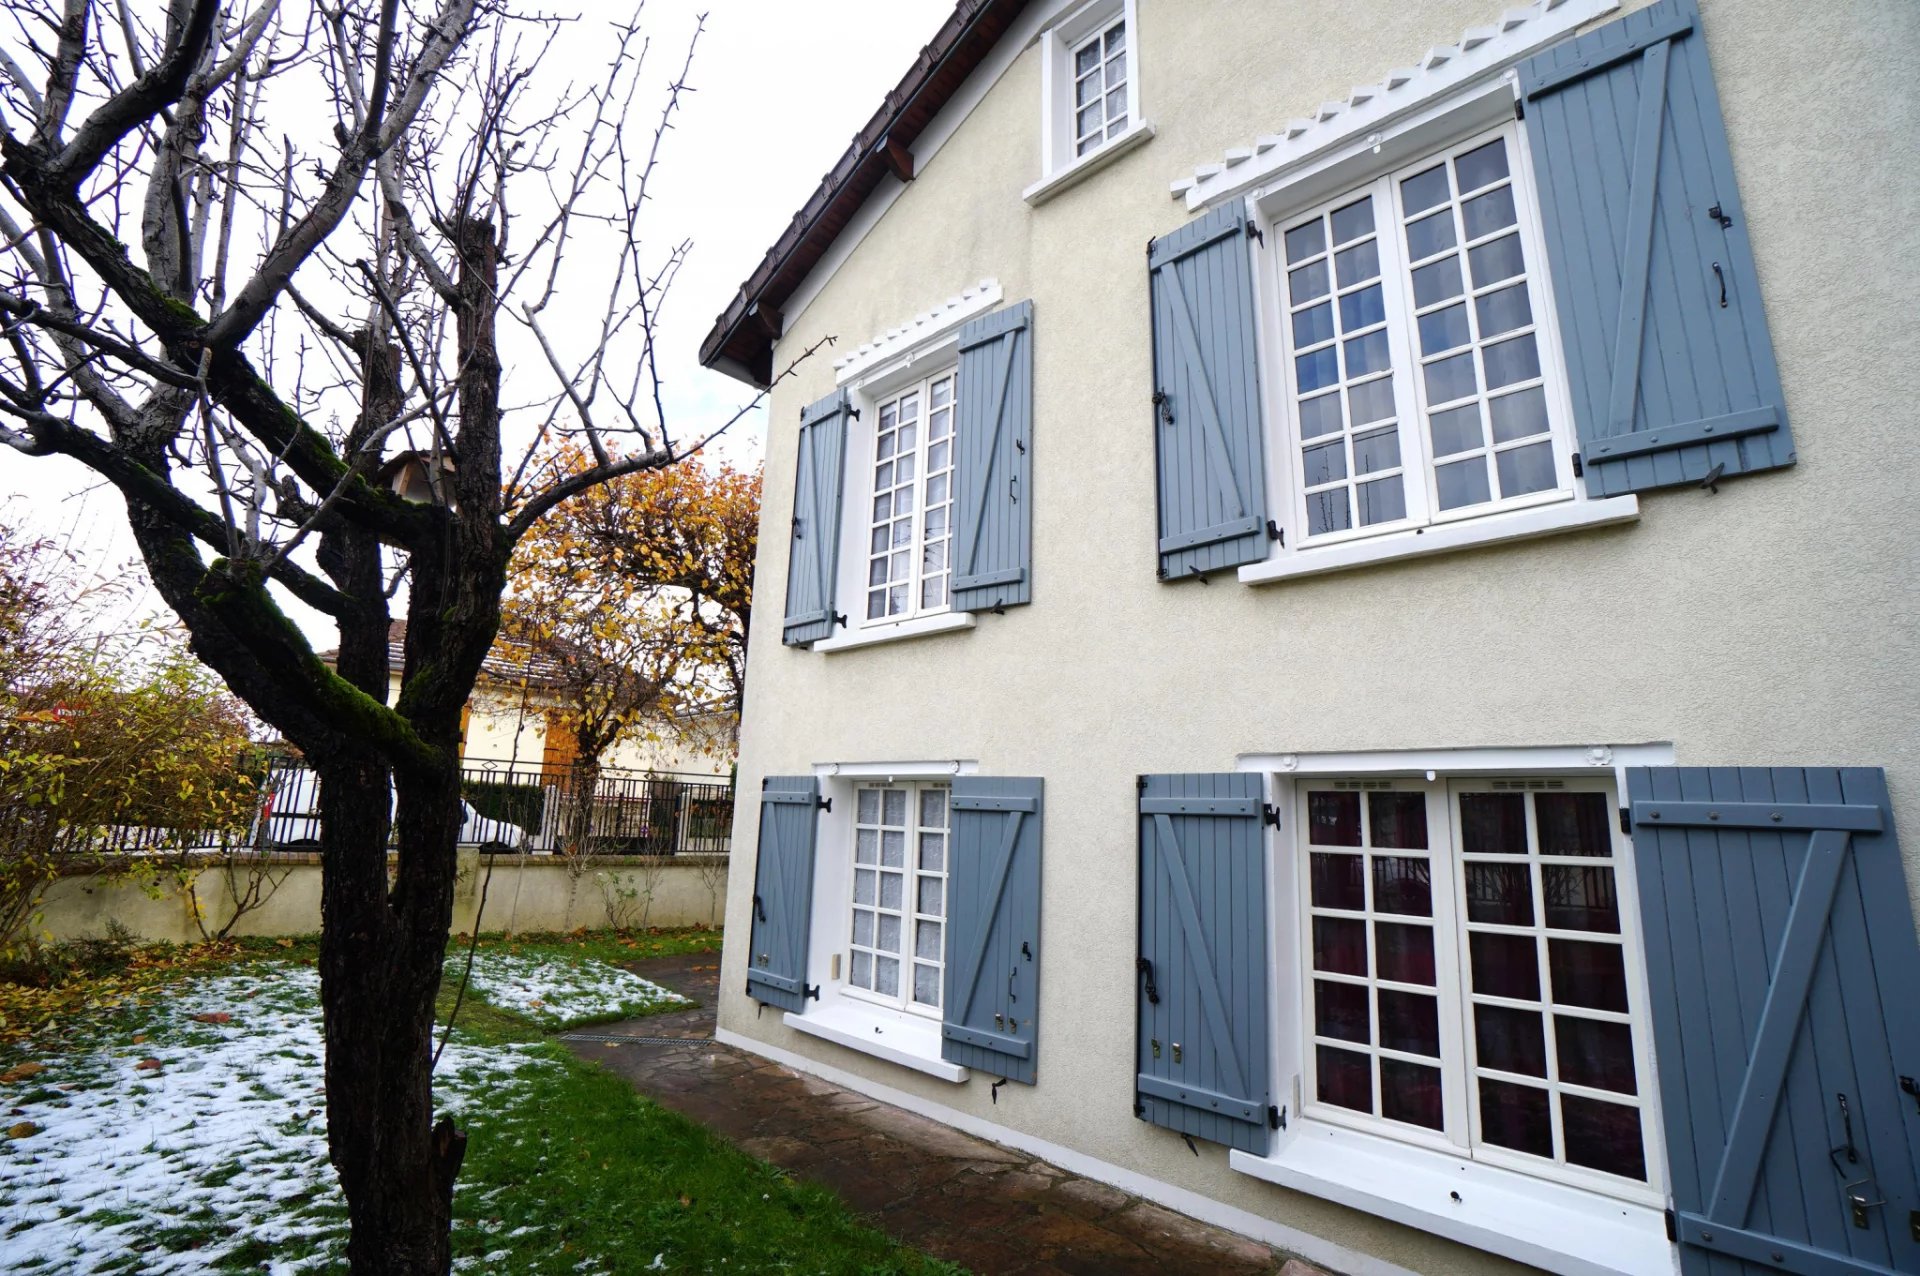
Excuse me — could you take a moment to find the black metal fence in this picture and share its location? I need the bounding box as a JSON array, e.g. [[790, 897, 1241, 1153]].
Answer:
[[66, 756, 735, 858]]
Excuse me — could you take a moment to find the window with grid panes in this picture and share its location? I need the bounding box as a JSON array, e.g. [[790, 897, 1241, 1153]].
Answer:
[[865, 372, 956, 621], [846, 783, 949, 1014], [1070, 20, 1128, 158], [1299, 777, 1657, 1199], [1275, 125, 1573, 544]]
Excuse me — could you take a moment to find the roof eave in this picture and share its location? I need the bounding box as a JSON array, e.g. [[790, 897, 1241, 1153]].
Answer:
[[697, 0, 1032, 390]]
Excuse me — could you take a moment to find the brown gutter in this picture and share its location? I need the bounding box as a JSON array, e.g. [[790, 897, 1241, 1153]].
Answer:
[[698, 0, 1034, 388]]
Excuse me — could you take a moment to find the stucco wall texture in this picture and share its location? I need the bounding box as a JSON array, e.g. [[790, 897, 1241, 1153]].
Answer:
[[719, 1, 1920, 1271]]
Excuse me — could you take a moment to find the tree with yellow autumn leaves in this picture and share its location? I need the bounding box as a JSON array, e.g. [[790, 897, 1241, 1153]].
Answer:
[[503, 442, 759, 787]]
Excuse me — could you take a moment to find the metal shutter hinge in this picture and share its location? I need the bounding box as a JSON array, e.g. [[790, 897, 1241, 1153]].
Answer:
[[1262, 803, 1280, 828], [1900, 1075, 1920, 1114], [1244, 219, 1264, 246], [1514, 97, 1525, 121], [1571, 453, 1583, 478], [1153, 389, 1174, 426], [1707, 203, 1733, 229], [1133, 1100, 1146, 1117], [1268, 1104, 1284, 1130], [1664, 1209, 1676, 1242], [752, 894, 767, 922], [1619, 807, 1632, 834], [1136, 775, 1149, 791]]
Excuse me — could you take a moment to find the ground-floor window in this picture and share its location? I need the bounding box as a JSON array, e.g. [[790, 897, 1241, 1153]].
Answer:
[[1299, 776, 1655, 1197], [845, 782, 950, 1014]]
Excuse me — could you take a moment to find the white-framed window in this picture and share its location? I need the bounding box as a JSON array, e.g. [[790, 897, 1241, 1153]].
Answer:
[[1296, 775, 1659, 1202], [1270, 123, 1576, 547], [1068, 18, 1128, 159], [862, 371, 957, 623], [1033, 0, 1145, 194], [845, 781, 950, 1015]]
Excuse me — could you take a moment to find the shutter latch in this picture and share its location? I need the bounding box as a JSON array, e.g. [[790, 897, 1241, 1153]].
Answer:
[[1136, 957, 1161, 1005], [1268, 1104, 1285, 1130], [803, 983, 821, 1002], [816, 794, 832, 813], [1262, 803, 1281, 829], [1707, 203, 1733, 229], [1899, 1075, 1920, 1114], [753, 894, 767, 923], [1152, 389, 1174, 426], [1244, 219, 1264, 246], [1266, 519, 1283, 545]]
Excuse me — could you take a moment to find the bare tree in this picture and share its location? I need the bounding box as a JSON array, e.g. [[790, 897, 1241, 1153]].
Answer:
[[0, 3, 816, 1270]]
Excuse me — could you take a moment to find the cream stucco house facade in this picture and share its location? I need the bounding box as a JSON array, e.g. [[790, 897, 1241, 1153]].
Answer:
[[701, 2, 1920, 1274]]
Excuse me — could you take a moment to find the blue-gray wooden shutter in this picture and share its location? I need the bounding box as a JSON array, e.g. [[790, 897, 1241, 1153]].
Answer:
[[781, 391, 850, 647], [940, 776, 1043, 1082], [1148, 203, 1269, 581], [1628, 766, 1920, 1275], [1518, 0, 1793, 497], [952, 301, 1034, 613], [745, 775, 822, 1012], [1136, 772, 1272, 1154]]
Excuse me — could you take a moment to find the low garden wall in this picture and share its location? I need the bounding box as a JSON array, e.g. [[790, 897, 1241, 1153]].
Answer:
[[35, 850, 728, 945]]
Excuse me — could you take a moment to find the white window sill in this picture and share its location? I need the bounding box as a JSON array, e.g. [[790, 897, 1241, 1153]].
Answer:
[[1230, 1122, 1671, 1276], [782, 1002, 969, 1083], [813, 610, 974, 654], [1239, 495, 1639, 586], [1023, 120, 1155, 206]]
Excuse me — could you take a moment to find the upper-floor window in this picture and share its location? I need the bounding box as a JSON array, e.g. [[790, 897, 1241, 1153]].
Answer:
[[1274, 125, 1573, 546], [1069, 19, 1128, 159], [864, 371, 958, 622], [1031, 0, 1145, 198]]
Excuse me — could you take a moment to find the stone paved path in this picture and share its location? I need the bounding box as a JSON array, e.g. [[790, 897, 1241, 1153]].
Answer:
[[567, 951, 1321, 1276]]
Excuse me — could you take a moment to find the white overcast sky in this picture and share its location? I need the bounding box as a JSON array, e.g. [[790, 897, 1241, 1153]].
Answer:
[[0, 0, 951, 640]]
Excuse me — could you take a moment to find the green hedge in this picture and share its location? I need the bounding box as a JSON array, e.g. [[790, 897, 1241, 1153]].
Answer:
[[462, 778, 545, 835]]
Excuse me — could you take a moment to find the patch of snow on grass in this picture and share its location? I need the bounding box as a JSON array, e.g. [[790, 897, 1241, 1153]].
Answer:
[[448, 950, 689, 1028], [0, 965, 551, 1275]]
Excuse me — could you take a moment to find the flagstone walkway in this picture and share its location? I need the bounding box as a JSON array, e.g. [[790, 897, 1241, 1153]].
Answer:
[[567, 952, 1325, 1276]]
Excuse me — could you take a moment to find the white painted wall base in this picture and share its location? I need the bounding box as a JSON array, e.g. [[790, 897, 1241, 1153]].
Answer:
[[715, 1026, 1421, 1276]]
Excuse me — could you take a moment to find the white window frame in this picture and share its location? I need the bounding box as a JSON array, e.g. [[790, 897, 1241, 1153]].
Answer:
[[1293, 775, 1663, 1206], [1239, 80, 1639, 586], [842, 779, 952, 1019], [1268, 121, 1579, 542], [786, 761, 979, 1083], [857, 372, 960, 628], [1027, 0, 1152, 205], [1231, 743, 1679, 1276]]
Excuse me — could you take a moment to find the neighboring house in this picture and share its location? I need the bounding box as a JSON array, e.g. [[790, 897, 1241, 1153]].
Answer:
[[324, 621, 735, 779], [702, 2, 1920, 1274]]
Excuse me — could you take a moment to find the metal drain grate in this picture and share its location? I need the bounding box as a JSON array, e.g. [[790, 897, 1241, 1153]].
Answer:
[[561, 1032, 712, 1046]]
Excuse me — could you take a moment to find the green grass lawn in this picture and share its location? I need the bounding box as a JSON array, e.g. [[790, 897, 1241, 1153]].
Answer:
[[1, 928, 962, 1275]]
